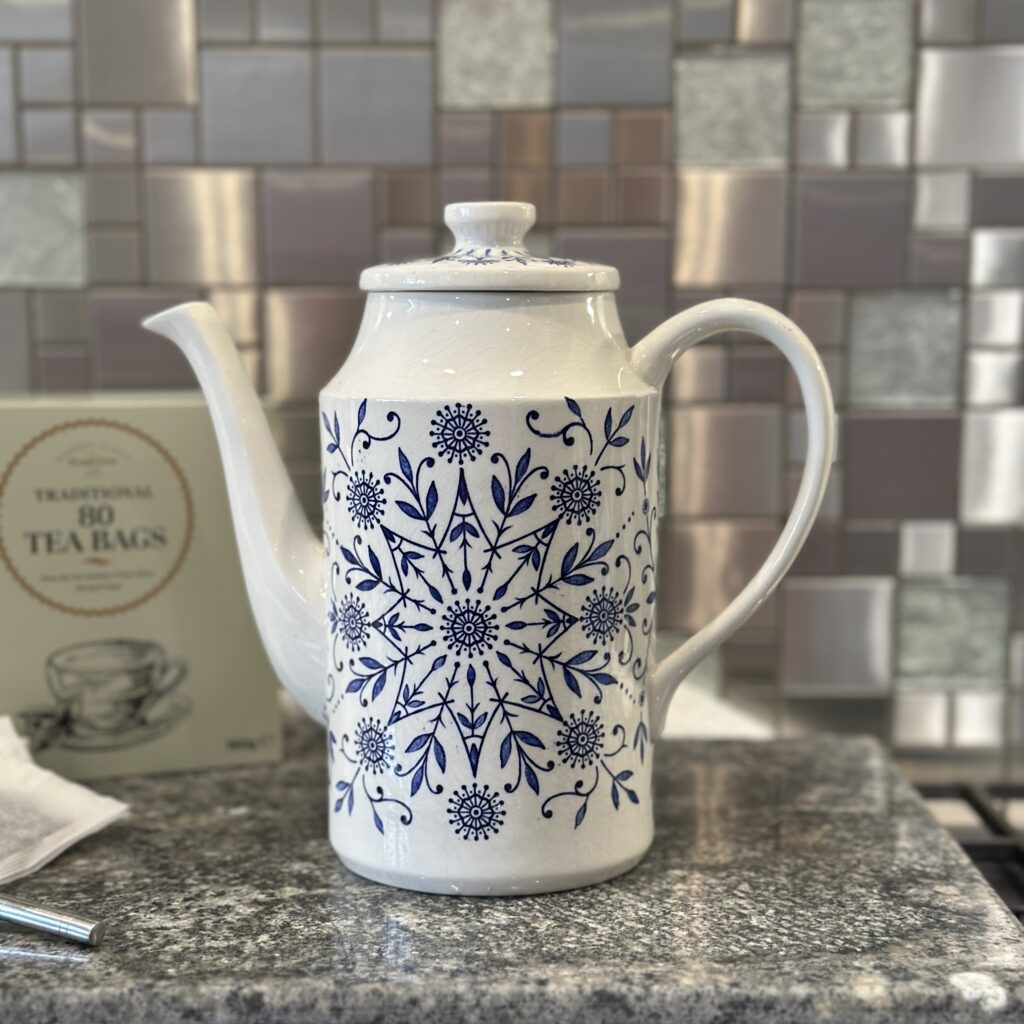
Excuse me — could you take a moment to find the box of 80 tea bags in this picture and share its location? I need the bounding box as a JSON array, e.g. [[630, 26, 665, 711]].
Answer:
[[0, 394, 282, 780]]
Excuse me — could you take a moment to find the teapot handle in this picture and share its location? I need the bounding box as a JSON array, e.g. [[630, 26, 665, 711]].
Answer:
[[629, 299, 836, 738]]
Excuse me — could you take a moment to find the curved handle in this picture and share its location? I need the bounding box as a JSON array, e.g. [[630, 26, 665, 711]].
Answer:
[[630, 299, 835, 738], [154, 657, 187, 700]]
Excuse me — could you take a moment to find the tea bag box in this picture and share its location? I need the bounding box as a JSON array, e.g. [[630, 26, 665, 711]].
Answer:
[[0, 394, 281, 780]]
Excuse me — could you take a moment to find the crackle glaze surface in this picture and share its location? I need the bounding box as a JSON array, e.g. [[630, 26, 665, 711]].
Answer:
[[2, 724, 1023, 1024]]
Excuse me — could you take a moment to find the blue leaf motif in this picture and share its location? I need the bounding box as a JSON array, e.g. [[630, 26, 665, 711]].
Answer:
[[406, 734, 429, 753], [491, 476, 506, 512], [565, 396, 582, 416]]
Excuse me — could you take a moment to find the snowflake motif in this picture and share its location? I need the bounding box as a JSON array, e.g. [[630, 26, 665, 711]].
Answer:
[[354, 718, 394, 774], [580, 586, 624, 646], [346, 470, 385, 529], [330, 595, 369, 651], [556, 710, 605, 770], [441, 599, 497, 657], [429, 403, 491, 465], [448, 783, 506, 841], [550, 465, 602, 525]]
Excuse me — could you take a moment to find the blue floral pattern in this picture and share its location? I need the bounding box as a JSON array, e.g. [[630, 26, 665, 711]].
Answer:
[[432, 247, 575, 269]]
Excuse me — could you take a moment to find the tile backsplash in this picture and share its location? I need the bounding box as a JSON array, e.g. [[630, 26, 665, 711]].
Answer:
[[0, 0, 1022, 760]]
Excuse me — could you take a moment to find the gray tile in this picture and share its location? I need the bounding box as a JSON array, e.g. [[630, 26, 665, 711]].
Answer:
[[844, 414, 959, 519], [665, 407, 783, 516], [848, 290, 962, 409], [262, 171, 373, 285], [677, 0, 734, 42], [322, 49, 432, 163], [796, 112, 849, 168], [440, 114, 493, 165], [675, 171, 786, 286], [88, 289, 198, 387], [34, 345, 91, 390], [981, 0, 1024, 41], [88, 227, 140, 284], [781, 578, 894, 694], [378, 0, 433, 41], [736, 0, 792, 42], [854, 112, 910, 169], [665, 345, 728, 402], [961, 411, 1024, 525], [893, 692, 948, 748], [201, 50, 312, 165], [17, 46, 72, 102], [558, 0, 671, 105], [439, 168, 493, 208], [789, 524, 842, 574], [0, 291, 28, 392], [31, 290, 86, 342], [899, 521, 957, 577], [264, 288, 364, 401], [952, 691, 1004, 748], [966, 350, 1022, 407], [0, 173, 84, 285], [969, 289, 1023, 346], [145, 169, 257, 285], [378, 227, 434, 264], [80, 0, 196, 104], [86, 171, 139, 224], [784, 697, 889, 741], [916, 49, 1024, 167], [199, 0, 252, 40], [142, 110, 196, 165], [555, 110, 611, 166], [0, 48, 12, 163], [440, 0, 553, 110], [914, 171, 969, 231], [80, 109, 137, 164], [793, 175, 910, 287], [957, 529, 1017, 575], [0, 0, 71, 39], [798, 0, 913, 110], [843, 525, 899, 576], [972, 229, 1024, 287], [973, 175, 1024, 227], [22, 108, 75, 164], [909, 235, 969, 287], [920, 0, 976, 42], [897, 578, 1010, 689], [208, 288, 259, 345], [731, 347, 785, 402], [256, 0, 312, 40], [675, 54, 789, 167], [787, 290, 845, 348]]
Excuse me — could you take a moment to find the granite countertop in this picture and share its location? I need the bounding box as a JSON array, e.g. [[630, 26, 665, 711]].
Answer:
[[2, 722, 1024, 1024]]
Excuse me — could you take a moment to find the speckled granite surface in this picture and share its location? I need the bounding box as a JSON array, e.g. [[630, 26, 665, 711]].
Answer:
[[2, 722, 1023, 1024]]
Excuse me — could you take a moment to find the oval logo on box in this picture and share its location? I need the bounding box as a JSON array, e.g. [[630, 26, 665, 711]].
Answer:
[[0, 419, 193, 615]]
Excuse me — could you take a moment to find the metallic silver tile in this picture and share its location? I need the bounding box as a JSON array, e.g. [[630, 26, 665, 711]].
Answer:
[[559, 0, 670, 105], [665, 407, 783, 516], [87, 227, 140, 284], [256, 0, 311, 40], [736, 0, 793, 42], [893, 692, 948, 747], [665, 345, 728, 402], [0, 291, 28, 392], [781, 578, 895, 694], [961, 411, 1024, 525], [0, 48, 12, 163], [848, 290, 962, 409], [262, 170, 373, 285], [855, 112, 911, 169], [80, 109, 137, 165], [22, 108, 75, 164], [32, 290, 86, 343], [675, 54, 790, 167], [555, 110, 611, 166], [953, 691, 1005, 748], [969, 289, 1024, 346], [913, 171, 969, 231], [897, 578, 1010, 689], [796, 112, 849, 168], [17, 46, 72, 102], [674, 171, 786, 286], [916, 48, 1024, 167], [971, 229, 1024, 287], [677, 0, 734, 43], [982, 0, 1024, 41], [899, 521, 957, 577], [264, 288, 364, 401], [378, 0, 433, 41], [209, 288, 259, 345], [80, 0, 196, 104], [787, 290, 844, 348], [798, 0, 913, 110], [142, 111, 196, 165], [317, 0, 372, 40], [966, 350, 1022, 407], [34, 344, 91, 390], [145, 169, 257, 285], [920, 0, 976, 43], [0, 0, 71, 40], [0, 173, 84, 285], [199, 0, 252, 41], [322, 49, 433, 163], [440, 0, 553, 110], [201, 50, 312, 165]]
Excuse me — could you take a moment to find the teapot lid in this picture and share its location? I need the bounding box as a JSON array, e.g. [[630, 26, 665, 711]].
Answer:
[[359, 202, 620, 292]]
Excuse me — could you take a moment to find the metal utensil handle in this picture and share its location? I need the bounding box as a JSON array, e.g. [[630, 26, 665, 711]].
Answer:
[[0, 893, 106, 946]]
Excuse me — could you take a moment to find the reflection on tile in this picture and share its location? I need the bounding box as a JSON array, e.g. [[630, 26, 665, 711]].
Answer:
[[953, 691, 1004, 748], [616, 109, 670, 166], [793, 175, 910, 287], [440, 0, 553, 110], [145, 169, 257, 285], [855, 112, 911, 168], [0, 0, 71, 40], [798, 0, 913, 109], [80, 109, 137, 164], [920, 0, 975, 43], [32, 291, 86, 342], [899, 521, 956, 576], [317, 0, 372, 40], [378, 0, 432, 41], [557, 170, 610, 225], [781, 578, 894, 694], [0, 48, 12, 163], [961, 411, 1024, 525], [0, 173, 84, 285], [256, 0, 311, 40], [916, 49, 1024, 167], [973, 175, 1024, 227], [264, 288, 364, 401], [909, 235, 969, 287], [665, 345, 728, 402], [619, 168, 671, 225], [897, 578, 1010, 689], [796, 112, 849, 168], [22, 109, 75, 164], [87, 227, 140, 284], [201, 50, 312, 164], [736, 0, 793, 43], [18, 47, 72, 102], [893, 692, 947, 747], [966, 350, 1022, 407], [914, 171, 969, 230], [263, 171, 373, 284], [787, 290, 844, 347], [209, 289, 259, 345], [971, 229, 1024, 287], [440, 113, 493, 165], [678, 0, 734, 43], [80, 0, 196, 104], [0, 292, 28, 392], [969, 289, 1024, 346], [199, 0, 252, 41], [843, 524, 898, 575], [675, 54, 789, 167], [555, 110, 610, 166], [322, 49, 433, 163], [848, 290, 962, 408], [500, 112, 551, 167], [142, 111, 195, 165], [666, 407, 783, 515], [845, 414, 959, 519], [34, 345, 90, 390], [559, 0, 671, 105], [675, 171, 786, 286]]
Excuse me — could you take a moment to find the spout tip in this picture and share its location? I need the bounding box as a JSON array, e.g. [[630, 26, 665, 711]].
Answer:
[[141, 300, 217, 337]]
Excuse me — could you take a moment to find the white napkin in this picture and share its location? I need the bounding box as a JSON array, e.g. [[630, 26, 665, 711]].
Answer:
[[0, 717, 128, 885]]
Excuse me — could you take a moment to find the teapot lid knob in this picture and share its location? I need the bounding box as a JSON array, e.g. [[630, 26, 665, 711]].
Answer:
[[444, 201, 535, 250]]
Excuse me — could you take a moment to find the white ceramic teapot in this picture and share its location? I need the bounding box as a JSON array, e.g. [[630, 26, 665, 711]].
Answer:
[[145, 202, 834, 896]]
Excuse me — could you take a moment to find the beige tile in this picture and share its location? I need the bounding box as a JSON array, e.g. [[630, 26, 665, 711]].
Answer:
[[616, 109, 670, 166], [557, 169, 610, 225], [500, 112, 552, 167], [499, 170, 551, 225], [618, 168, 671, 225], [378, 170, 435, 227]]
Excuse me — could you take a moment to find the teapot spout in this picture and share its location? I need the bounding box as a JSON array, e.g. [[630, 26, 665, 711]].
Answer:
[[143, 302, 325, 722]]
